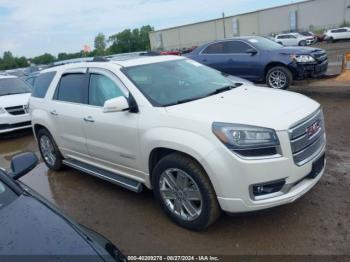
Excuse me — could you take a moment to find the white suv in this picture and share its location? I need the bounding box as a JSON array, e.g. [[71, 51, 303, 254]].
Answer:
[[275, 33, 313, 46], [0, 75, 32, 134], [325, 27, 350, 43], [30, 56, 326, 230]]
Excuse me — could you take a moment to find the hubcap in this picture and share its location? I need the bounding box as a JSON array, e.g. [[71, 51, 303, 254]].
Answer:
[[159, 168, 202, 221], [40, 135, 56, 166], [268, 70, 287, 89]]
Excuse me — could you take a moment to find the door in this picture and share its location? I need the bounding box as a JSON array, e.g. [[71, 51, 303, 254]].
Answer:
[[197, 42, 227, 72], [220, 40, 261, 80], [199, 40, 261, 80], [81, 68, 140, 175], [49, 69, 90, 158], [337, 28, 349, 39], [289, 35, 299, 46]]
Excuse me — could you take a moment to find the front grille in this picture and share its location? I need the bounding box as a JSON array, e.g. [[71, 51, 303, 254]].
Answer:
[[5, 105, 26, 115], [289, 110, 326, 166]]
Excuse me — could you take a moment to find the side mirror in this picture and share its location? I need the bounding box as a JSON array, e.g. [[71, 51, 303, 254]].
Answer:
[[8, 152, 38, 180], [246, 48, 258, 55], [103, 97, 129, 113]]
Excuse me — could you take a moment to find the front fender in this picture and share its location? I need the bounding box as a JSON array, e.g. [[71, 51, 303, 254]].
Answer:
[[141, 127, 218, 187]]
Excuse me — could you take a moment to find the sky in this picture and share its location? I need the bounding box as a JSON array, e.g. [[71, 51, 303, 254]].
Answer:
[[0, 0, 305, 57]]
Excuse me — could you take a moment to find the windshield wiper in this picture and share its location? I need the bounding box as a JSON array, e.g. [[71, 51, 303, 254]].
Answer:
[[208, 84, 238, 96], [164, 95, 207, 107]]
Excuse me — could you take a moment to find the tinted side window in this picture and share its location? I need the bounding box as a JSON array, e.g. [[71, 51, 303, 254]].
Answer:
[[56, 74, 87, 104], [89, 74, 125, 107], [202, 43, 225, 54], [0, 180, 17, 210], [32, 72, 56, 98], [26, 77, 35, 87], [223, 41, 251, 53]]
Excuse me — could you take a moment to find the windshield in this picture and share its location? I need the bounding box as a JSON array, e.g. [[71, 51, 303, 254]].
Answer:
[[122, 59, 235, 106], [246, 37, 283, 50], [0, 78, 32, 96]]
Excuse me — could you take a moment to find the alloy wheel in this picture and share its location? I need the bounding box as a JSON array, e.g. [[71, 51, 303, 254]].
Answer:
[[159, 168, 203, 221], [268, 70, 287, 89], [39, 135, 56, 166]]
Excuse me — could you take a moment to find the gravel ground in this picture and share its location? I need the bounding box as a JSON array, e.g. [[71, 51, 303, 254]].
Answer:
[[0, 84, 349, 258]]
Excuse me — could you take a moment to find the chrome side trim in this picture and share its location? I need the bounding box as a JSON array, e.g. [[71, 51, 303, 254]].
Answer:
[[63, 159, 142, 193]]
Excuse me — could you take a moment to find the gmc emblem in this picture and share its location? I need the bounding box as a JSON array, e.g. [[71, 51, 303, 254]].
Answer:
[[306, 120, 321, 138]]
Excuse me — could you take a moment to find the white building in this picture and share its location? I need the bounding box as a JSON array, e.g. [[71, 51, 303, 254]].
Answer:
[[149, 0, 350, 50]]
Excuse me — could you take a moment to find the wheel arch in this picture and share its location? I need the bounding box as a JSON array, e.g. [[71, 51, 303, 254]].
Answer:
[[148, 148, 206, 183], [264, 62, 296, 79], [142, 128, 217, 190]]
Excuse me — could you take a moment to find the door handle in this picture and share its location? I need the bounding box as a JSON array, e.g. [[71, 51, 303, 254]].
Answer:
[[50, 110, 58, 116], [202, 59, 207, 62], [83, 116, 95, 123]]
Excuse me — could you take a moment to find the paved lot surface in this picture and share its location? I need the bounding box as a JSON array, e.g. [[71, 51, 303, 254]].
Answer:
[[0, 84, 349, 256]]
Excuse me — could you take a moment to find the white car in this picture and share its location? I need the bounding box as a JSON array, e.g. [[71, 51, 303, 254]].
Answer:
[[0, 75, 32, 134], [275, 33, 313, 46], [324, 27, 350, 43], [30, 56, 326, 230]]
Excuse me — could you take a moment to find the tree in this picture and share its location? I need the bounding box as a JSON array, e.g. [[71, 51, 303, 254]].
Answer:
[[2, 51, 16, 69], [94, 33, 106, 56], [15, 56, 29, 68], [31, 53, 55, 65], [107, 25, 154, 55]]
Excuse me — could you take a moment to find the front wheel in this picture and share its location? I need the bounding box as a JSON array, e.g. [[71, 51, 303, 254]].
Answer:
[[37, 129, 64, 171], [152, 153, 221, 230], [266, 66, 292, 89], [299, 40, 307, 46]]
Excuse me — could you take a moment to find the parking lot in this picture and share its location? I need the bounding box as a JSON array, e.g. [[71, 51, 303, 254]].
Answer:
[[1, 66, 349, 257]]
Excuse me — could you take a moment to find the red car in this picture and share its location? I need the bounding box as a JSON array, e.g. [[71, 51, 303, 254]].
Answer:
[[160, 50, 181, 56]]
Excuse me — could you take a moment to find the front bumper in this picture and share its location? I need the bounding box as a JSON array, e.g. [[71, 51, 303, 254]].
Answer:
[[201, 131, 326, 213], [292, 60, 328, 79], [0, 114, 31, 134]]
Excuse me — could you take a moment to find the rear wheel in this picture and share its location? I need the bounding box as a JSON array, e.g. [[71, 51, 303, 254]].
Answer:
[[327, 37, 334, 43], [37, 129, 63, 171], [152, 153, 221, 230], [266, 66, 292, 89]]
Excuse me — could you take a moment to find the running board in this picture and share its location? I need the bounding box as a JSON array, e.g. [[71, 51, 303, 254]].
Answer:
[[63, 159, 143, 193]]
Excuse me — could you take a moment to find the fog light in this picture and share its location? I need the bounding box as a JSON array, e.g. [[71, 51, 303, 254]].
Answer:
[[252, 179, 285, 197]]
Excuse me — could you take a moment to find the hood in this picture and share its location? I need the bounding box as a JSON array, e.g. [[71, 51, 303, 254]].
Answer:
[[0, 93, 31, 108], [0, 195, 102, 259], [165, 86, 320, 131], [274, 47, 324, 55]]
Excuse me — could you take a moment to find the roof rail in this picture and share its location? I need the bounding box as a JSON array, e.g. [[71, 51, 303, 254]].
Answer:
[[92, 56, 110, 62]]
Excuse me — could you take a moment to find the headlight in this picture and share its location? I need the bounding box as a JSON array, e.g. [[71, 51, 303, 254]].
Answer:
[[290, 55, 315, 63], [0, 107, 6, 114], [212, 123, 280, 157]]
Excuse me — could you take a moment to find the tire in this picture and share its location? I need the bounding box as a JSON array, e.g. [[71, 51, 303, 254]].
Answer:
[[299, 40, 307, 46], [37, 128, 64, 171], [152, 153, 221, 230], [327, 37, 334, 43], [266, 66, 292, 89]]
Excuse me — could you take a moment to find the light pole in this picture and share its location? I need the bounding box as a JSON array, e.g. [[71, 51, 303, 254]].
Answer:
[[222, 12, 226, 39]]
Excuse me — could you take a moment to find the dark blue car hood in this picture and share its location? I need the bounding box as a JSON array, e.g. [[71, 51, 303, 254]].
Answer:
[[273, 46, 324, 55], [0, 194, 103, 260]]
